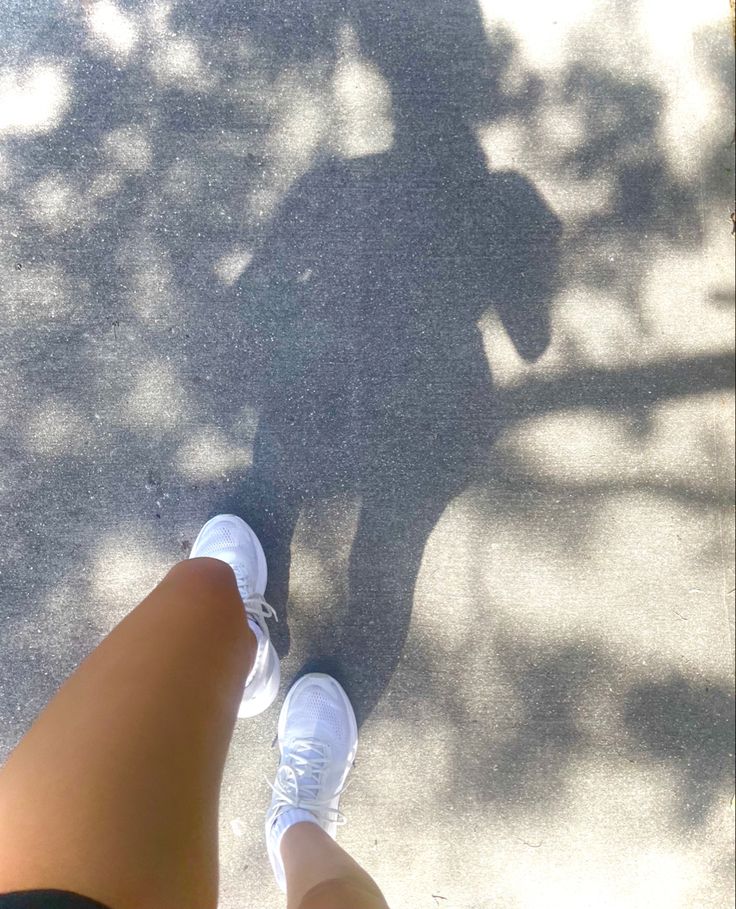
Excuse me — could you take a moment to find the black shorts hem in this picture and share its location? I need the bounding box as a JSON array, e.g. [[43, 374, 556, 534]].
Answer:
[[0, 891, 112, 909]]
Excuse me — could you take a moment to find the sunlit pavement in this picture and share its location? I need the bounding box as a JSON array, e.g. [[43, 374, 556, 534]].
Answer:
[[1, 2, 734, 907]]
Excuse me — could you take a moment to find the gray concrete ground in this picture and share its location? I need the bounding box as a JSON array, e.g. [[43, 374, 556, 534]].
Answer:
[[1, 1, 735, 907]]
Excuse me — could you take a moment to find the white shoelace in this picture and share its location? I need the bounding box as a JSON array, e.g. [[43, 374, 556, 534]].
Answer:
[[231, 566, 278, 630], [267, 738, 347, 828]]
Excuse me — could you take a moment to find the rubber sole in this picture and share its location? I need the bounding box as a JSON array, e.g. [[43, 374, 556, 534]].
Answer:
[[238, 641, 280, 718]]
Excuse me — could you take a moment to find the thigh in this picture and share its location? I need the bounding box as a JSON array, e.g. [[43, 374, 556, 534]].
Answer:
[[0, 558, 253, 909]]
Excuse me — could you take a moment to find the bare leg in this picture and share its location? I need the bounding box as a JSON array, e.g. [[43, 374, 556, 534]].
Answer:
[[266, 673, 390, 909], [282, 822, 389, 909], [0, 557, 253, 909]]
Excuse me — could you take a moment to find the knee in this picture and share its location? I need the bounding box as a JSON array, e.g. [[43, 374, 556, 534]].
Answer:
[[158, 559, 255, 665], [169, 555, 235, 587], [164, 558, 244, 619]]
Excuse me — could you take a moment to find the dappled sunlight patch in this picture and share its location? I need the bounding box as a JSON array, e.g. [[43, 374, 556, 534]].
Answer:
[[0, 149, 10, 186], [536, 170, 613, 227], [477, 306, 549, 387], [252, 71, 327, 220], [150, 36, 215, 90], [642, 248, 735, 358], [85, 0, 139, 59], [117, 235, 180, 320], [478, 280, 646, 388], [412, 505, 493, 652], [0, 260, 80, 325], [495, 394, 730, 499], [638, 0, 727, 65], [543, 283, 652, 373], [479, 0, 597, 71], [495, 758, 704, 908], [91, 528, 171, 621], [478, 111, 614, 228], [123, 360, 190, 435], [0, 63, 71, 136], [175, 427, 253, 480], [353, 714, 456, 811], [128, 259, 179, 321], [27, 175, 73, 225], [495, 409, 643, 484], [7, 574, 107, 670], [627, 850, 704, 909], [477, 118, 529, 172], [660, 70, 721, 183], [26, 173, 94, 233], [214, 247, 253, 286], [87, 169, 124, 201], [246, 185, 283, 223], [285, 545, 333, 619], [634, 2, 733, 254], [288, 494, 361, 620], [454, 469, 732, 680], [539, 104, 587, 155], [102, 125, 153, 174], [143, 0, 174, 36], [228, 403, 259, 442], [330, 23, 394, 159], [24, 398, 92, 456]]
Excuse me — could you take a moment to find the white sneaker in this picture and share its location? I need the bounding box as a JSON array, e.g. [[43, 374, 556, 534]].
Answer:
[[265, 673, 358, 891], [189, 514, 280, 718]]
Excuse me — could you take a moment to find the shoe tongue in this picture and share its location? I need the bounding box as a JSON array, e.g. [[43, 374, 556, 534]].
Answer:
[[232, 563, 251, 588], [293, 738, 321, 761], [276, 764, 300, 799], [287, 738, 324, 793]]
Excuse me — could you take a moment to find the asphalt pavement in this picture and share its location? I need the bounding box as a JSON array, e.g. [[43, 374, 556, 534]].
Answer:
[[1, 2, 734, 907]]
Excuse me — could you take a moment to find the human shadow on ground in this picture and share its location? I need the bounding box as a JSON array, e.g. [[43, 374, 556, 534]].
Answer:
[[221, 1, 562, 724]]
